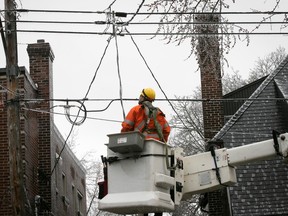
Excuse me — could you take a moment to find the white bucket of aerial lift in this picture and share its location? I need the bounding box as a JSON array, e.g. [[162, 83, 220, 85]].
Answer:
[[98, 132, 181, 215]]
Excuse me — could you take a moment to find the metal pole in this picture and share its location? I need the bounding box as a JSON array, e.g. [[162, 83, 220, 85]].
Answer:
[[5, 0, 25, 215]]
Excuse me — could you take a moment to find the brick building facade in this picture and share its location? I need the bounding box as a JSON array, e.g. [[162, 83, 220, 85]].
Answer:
[[0, 40, 86, 215]]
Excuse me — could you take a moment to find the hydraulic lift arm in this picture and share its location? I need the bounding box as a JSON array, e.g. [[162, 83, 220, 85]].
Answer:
[[182, 132, 288, 198]]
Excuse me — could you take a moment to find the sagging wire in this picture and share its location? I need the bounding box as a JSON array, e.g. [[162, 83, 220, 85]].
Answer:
[[50, 116, 77, 176], [108, 0, 148, 120], [211, 0, 221, 13], [120, 0, 145, 26], [201, 0, 209, 12], [22, 106, 121, 123], [0, 83, 22, 97], [103, 4, 113, 33], [5, 8, 288, 15], [85, 98, 134, 113], [112, 12, 126, 120], [105, 0, 118, 11], [194, 0, 203, 10], [21, 96, 288, 103], [7, 19, 288, 26], [12, 29, 288, 35], [84, 36, 113, 101], [250, 0, 282, 34], [51, 35, 113, 176], [28, 98, 89, 126], [63, 100, 87, 126]]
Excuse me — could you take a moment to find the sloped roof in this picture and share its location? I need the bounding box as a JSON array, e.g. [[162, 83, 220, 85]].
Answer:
[[215, 55, 288, 141], [213, 55, 288, 216], [223, 76, 266, 116]]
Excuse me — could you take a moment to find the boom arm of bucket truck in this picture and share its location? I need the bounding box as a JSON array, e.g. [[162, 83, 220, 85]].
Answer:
[[98, 131, 288, 215]]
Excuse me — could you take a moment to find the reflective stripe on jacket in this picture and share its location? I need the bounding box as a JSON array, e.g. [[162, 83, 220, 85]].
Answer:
[[121, 104, 170, 142]]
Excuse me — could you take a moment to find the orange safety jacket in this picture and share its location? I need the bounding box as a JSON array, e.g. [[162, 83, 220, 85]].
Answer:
[[121, 104, 170, 142]]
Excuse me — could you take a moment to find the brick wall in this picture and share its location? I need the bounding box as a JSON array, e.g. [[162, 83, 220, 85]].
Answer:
[[0, 67, 39, 215], [27, 40, 55, 213], [0, 74, 12, 215], [21, 67, 39, 210]]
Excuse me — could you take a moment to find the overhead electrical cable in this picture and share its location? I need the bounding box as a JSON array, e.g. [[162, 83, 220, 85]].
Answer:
[[22, 107, 285, 135], [120, 0, 145, 26], [19, 97, 288, 105], [0, 84, 21, 96], [22, 107, 121, 123], [9, 9, 106, 14], [212, 0, 221, 13], [64, 101, 87, 126], [105, 0, 118, 11], [10, 20, 288, 25], [112, 15, 126, 120], [5, 9, 288, 15], [108, 0, 146, 120], [50, 113, 76, 175], [13, 29, 288, 35], [51, 35, 113, 175], [3, 8, 286, 36], [83, 36, 113, 99]]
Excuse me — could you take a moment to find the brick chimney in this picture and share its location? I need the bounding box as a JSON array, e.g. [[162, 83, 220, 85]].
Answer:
[[196, 14, 224, 140], [27, 39, 55, 210], [196, 14, 230, 216]]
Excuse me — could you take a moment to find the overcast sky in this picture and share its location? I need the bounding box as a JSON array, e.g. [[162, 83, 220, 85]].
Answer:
[[1, 0, 288, 159]]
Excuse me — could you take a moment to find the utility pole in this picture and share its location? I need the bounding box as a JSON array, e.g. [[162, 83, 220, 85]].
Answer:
[[5, 0, 25, 215]]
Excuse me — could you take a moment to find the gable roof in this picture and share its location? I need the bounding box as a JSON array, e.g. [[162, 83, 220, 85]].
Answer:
[[214, 55, 288, 142], [212, 55, 288, 215]]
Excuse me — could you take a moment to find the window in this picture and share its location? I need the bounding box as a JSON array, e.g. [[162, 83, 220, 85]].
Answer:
[[72, 185, 76, 214], [62, 173, 67, 196], [62, 173, 70, 207], [77, 190, 84, 216], [55, 153, 61, 194]]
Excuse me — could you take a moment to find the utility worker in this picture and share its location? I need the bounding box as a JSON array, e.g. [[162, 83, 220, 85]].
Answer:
[[121, 88, 170, 143], [121, 88, 168, 216]]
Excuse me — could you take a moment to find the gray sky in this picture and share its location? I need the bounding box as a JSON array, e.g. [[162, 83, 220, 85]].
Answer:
[[1, 0, 288, 159]]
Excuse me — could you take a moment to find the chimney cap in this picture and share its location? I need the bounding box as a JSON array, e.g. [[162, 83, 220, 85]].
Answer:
[[37, 39, 45, 43]]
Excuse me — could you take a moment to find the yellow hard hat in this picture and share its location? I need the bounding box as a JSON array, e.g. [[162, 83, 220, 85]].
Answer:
[[141, 88, 156, 101]]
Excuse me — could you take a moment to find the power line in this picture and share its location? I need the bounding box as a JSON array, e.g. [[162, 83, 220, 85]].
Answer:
[[113, 27, 126, 120], [22, 107, 121, 123], [10, 20, 288, 26], [50, 35, 113, 175], [20, 97, 288, 103], [8, 9, 106, 14], [120, 0, 145, 25], [12, 29, 288, 35], [4, 9, 288, 15], [15, 29, 111, 35]]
